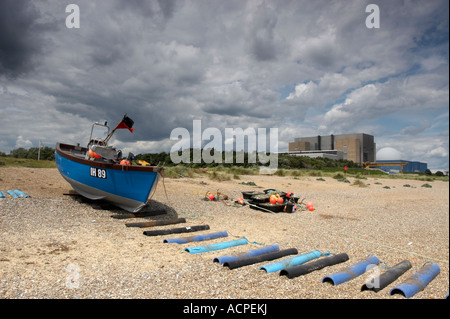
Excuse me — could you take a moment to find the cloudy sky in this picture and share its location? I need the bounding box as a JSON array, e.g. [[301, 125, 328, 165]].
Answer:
[[0, 0, 448, 171]]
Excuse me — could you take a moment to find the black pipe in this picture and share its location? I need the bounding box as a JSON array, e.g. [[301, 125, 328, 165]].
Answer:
[[361, 260, 412, 293], [143, 225, 209, 236], [111, 209, 167, 219], [279, 253, 349, 279], [223, 248, 298, 270], [126, 218, 186, 228]]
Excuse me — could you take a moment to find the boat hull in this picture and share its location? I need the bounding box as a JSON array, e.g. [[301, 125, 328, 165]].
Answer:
[[55, 143, 161, 212]]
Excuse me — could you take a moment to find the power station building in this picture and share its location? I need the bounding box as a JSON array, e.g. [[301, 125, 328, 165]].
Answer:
[[288, 133, 376, 165]]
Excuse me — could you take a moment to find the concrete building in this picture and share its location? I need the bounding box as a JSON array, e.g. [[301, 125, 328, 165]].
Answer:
[[369, 160, 428, 173], [288, 133, 376, 165]]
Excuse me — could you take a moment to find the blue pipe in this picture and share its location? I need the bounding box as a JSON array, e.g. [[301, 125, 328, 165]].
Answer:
[[389, 262, 440, 298], [163, 231, 228, 244], [213, 244, 280, 264], [322, 254, 380, 286], [259, 250, 323, 273], [7, 190, 17, 198], [13, 190, 30, 198], [185, 238, 248, 254]]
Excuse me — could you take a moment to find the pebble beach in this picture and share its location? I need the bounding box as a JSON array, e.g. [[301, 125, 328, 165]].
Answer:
[[0, 167, 448, 300]]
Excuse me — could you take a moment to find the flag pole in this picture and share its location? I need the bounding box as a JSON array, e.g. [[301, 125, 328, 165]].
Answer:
[[103, 115, 125, 145], [104, 114, 134, 145]]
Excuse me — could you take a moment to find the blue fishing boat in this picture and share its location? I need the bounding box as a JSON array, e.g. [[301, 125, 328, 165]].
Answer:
[[55, 115, 163, 212]]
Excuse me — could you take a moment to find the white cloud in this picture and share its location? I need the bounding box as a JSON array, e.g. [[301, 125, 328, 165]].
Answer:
[[286, 82, 317, 101], [15, 136, 33, 149], [428, 146, 448, 158], [286, 73, 360, 112], [401, 121, 432, 135], [318, 83, 381, 132]]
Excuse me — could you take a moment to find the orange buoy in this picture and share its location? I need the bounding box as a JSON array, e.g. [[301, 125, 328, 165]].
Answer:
[[306, 202, 314, 211], [88, 149, 101, 159], [120, 159, 131, 165]]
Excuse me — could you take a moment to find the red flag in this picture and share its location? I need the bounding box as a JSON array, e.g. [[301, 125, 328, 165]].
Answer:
[[115, 115, 135, 132]]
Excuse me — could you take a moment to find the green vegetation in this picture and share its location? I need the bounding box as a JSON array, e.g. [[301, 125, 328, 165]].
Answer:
[[0, 156, 57, 168], [0, 146, 56, 168], [135, 150, 360, 170], [239, 181, 257, 186], [6, 147, 55, 161], [352, 179, 367, 187]]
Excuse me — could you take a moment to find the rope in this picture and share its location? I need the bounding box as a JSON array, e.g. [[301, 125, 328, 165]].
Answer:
[[319, 251, 331, 257], [160, 171, 170, 204], [225, 231, 266, 246], [151, 163, 170, 205], [245, 201, 276, 214], [245, 238, 266, 246]]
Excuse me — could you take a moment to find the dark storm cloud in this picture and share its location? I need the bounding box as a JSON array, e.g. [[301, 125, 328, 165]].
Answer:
[[0, 0, 56, 78], [156, 0, 177, 20], [246, 3, 280, 62], [114, 0, 178, 23]]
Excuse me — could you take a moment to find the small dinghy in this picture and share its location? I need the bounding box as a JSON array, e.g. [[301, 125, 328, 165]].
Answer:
[[55, 114, 163, 212]]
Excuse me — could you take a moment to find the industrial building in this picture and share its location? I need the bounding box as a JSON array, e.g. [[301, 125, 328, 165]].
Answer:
[[369, 160, 428, 174], [367, 146, 428, 173], [288, 133, 376, 165], [288, 135, 428, 173]]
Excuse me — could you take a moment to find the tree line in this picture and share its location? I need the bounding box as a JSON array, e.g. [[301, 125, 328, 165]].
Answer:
[[1, 147, 56, 161], [2, 146, 359, 170], [135, 149, 359, 170]]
